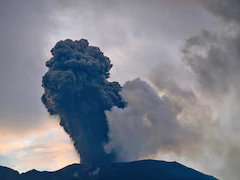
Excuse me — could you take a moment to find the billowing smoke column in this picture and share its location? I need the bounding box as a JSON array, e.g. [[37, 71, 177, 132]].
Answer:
[[41, 39, 125, 166]]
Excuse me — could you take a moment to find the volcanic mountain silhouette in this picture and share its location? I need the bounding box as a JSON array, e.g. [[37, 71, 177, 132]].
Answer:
[[0, 160, 217, 180]]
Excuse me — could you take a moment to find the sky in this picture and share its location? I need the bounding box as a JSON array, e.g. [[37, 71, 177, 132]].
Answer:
[[0, 0, 239, 179]]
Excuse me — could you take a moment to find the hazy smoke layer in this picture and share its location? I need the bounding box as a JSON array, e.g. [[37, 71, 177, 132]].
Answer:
[[105, 1, 240, 179], [105, 78, 200, 161], [42, 39, 125, 166], [181, 1, 240, 179]]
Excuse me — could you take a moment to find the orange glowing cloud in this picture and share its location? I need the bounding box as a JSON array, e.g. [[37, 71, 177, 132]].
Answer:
[[0, 124, 79, 173]]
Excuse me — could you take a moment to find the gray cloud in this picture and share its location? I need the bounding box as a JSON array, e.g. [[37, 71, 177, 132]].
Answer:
[[181, 0, 240, 131], [50, 0, 220, 84], [150, 1, 240, 178], [179, 0, 240, 179], [182, 31, 240, 99], [103, 1, 240, 179], [149, 64, 226, 178], [0, 0, 55, 134], [0, 0, 218, 134], [200, 0, 240, 23], [105, 78, 199, 162], [105, 60, 240, 179]]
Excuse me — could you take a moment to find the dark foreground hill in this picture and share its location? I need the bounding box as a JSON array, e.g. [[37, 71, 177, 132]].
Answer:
[[0, 160, 217, 180]]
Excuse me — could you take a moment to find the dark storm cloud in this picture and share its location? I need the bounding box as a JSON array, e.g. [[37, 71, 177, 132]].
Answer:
[[0, 0, 55, 134]]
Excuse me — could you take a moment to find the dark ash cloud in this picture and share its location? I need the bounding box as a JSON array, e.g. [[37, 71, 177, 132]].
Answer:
[[42, 39, 125, 166]]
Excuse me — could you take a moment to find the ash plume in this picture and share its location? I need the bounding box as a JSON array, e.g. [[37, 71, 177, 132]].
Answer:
[[104, 78, 200, 162], [42, 39, 125, 166], [104, 1, 240, 179]]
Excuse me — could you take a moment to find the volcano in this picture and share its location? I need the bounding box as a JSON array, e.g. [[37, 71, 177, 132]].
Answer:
[[0, 160, 217, 180]]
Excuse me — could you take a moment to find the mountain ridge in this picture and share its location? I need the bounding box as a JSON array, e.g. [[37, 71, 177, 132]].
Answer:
[[0, 159, 218, 180]]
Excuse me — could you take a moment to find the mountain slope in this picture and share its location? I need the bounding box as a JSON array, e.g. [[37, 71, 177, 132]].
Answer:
[[0, 160, 217, 180]]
